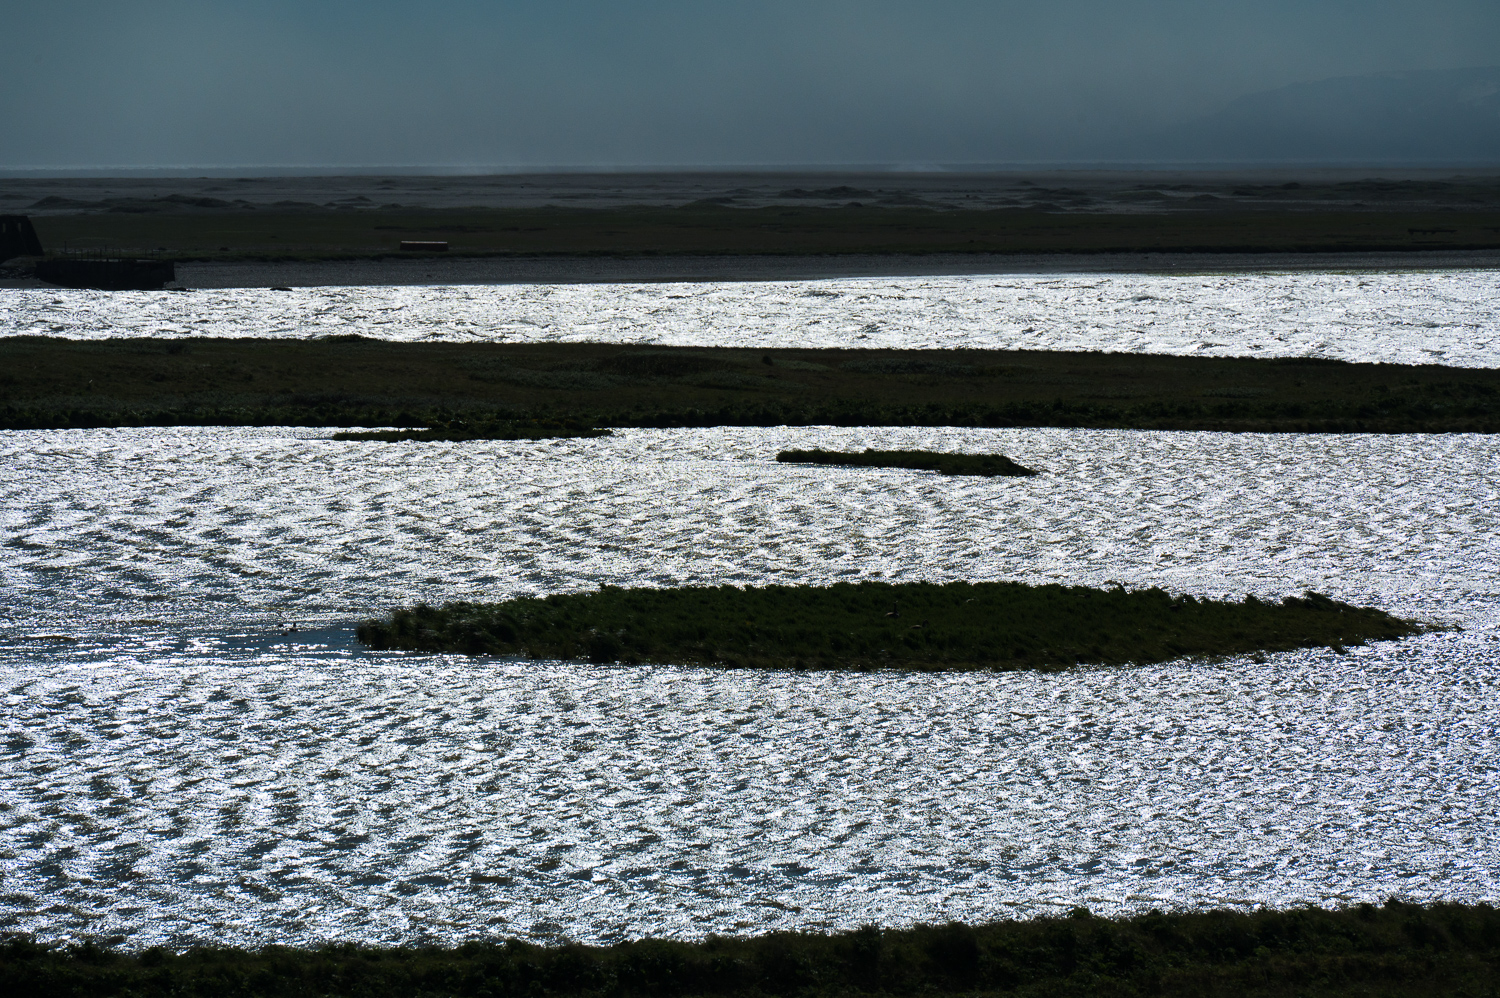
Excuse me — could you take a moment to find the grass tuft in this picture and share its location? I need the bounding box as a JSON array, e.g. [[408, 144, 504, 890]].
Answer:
[[777, 448, 1038, 476]]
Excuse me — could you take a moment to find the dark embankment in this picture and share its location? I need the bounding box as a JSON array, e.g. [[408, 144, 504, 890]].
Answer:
[[5, 903, 1498, 997], [355, 581, 1423, 669], [777, 448, 1037, 476], [4, 340, 1499, 434], [24, 205, 1500, 260]]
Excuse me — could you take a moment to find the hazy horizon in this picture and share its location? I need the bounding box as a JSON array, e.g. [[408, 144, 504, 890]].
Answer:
[[4, 2, 1500, 170], [5, 163, 1500, 179]]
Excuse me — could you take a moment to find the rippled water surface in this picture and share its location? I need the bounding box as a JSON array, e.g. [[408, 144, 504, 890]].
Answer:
[[6, 270, 1500, 365], [2, 425, 1498, 947]]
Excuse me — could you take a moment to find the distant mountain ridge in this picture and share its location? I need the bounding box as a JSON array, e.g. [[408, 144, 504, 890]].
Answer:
[[1135, 66, 1500, 164]]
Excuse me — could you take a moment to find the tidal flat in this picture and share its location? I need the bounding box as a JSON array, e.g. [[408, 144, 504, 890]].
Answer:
[[4, 184, 1498, 987], [356, 582, 1422, 669]]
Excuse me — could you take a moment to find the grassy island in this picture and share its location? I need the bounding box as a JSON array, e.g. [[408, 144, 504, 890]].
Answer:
[[5, 902, 1497, 997], [777, 448, 1037, 477], [355, 581, 1423, 669]]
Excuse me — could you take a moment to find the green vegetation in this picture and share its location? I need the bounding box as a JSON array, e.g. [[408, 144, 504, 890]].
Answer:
[[355, 581, 1423, 669], [332, 418, 608, 442], [27, 206, 1500, 259], [4, 340, 1499, 434], [777, 448, 1037, 476], [5, 902, 1498, 997]]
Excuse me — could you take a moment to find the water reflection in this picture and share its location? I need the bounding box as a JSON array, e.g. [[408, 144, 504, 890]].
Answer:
[[1, 425, 1497, 947]]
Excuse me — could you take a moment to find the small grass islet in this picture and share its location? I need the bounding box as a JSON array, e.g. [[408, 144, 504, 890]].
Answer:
[[777, 447, 1038, 477], [356, 580, 1425, 669], [332, 417, 609, 442]]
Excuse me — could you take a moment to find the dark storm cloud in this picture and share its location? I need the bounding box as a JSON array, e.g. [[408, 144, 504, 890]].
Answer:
[[4, 0, 1499, 168]]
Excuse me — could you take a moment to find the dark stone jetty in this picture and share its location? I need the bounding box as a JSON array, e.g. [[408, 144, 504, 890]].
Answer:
[[32, 256, 175, 291], [0, 215, 44, 262]]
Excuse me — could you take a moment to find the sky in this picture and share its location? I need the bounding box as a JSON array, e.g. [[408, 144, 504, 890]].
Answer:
[[4, 0, 1499, 170]]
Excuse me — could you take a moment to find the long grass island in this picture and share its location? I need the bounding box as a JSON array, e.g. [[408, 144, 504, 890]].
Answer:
[[356, 580, 1424, 670]]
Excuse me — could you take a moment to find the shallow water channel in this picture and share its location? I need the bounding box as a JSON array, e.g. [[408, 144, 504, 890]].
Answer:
[[6, 269, 1500, 366], [1, 424, 1497, 947]]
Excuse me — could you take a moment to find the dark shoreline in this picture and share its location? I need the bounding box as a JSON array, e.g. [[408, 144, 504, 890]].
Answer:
[[164, 247, 1500, 287], [5, 902, 1497, 997]]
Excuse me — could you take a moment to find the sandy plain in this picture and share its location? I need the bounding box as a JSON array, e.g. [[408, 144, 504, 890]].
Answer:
[[4, 169, 1500, 286]]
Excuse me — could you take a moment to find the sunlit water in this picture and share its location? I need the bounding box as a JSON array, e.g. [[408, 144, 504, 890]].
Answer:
[[2, 425, 1498, 948], [5, 270, 1500, 366]]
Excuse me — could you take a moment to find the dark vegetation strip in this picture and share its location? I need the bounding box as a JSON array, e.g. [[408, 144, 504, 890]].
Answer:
[[777, 448, 1037, 476], [355, 581, 1424, 669], [28, 206, 1500, 259], [14, 398, 1500, 435], [4, 340, 1499, 434], [5, 902, 1498, 997]]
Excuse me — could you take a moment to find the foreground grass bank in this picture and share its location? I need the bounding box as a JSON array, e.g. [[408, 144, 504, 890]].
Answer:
[[4, 340, 1499, 434], [355, 581, 1422, 669], [777, 448, 1038, 476], [5, 903, 1497, 997]]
